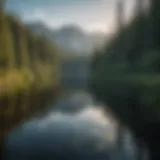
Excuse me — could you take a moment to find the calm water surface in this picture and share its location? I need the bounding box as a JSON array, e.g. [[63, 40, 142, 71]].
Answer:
[[5, 90, 137, 160]]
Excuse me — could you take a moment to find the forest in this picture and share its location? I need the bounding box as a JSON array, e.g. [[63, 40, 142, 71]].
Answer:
[[0, 3, 59, 157], [90, 0, 160, 159], [0, 14, 59, 95]]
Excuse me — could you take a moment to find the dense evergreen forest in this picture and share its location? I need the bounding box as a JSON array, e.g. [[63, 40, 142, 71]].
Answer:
[[0, 3, 59, 158], [90, 0, 160, 159]]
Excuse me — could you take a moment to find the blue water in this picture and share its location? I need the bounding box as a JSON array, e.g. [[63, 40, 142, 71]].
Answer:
[[4, 90, 137, 160]]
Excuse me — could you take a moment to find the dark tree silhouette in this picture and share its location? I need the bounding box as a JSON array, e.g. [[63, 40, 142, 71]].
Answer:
[[90, 0, 160, 159]]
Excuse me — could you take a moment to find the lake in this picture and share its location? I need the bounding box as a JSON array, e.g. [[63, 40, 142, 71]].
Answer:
[[4, 89, 137, 160]]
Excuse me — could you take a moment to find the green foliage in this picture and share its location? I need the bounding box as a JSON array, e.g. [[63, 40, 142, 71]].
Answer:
[[0, 14, 15, 69], [90, 0, 160, 132], [0, 13, 59, 96], [0, 12, 60, 140]]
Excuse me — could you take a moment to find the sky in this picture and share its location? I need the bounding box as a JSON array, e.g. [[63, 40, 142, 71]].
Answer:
[[6, 0, 135, 33]]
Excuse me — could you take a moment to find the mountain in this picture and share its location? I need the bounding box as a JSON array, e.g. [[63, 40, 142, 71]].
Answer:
[[26, 22, 106, 56]]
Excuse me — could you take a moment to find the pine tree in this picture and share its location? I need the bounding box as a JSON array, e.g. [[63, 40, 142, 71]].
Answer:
[[150, 0, 160, 50], [7, 16, 21, 67], [0, 16, 15, 70], [127, 0, 146, 65], [116, 0, 124, 31], [19, 26, 29, 68]]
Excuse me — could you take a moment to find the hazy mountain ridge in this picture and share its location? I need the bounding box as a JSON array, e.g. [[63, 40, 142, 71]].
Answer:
[[26, 22, 106, 55]]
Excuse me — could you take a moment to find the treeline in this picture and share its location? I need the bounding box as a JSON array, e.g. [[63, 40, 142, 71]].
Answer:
[[90, 0, 160, 159], [0, 13, 59, 95], [0, 10, 59, 155]]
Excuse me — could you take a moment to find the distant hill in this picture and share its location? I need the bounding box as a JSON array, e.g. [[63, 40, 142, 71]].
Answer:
[[26, 22, 106, 56]]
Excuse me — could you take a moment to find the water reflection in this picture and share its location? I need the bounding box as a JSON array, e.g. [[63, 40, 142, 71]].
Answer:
[[5, 90, 135, 160], [53, 90, 96, 113]]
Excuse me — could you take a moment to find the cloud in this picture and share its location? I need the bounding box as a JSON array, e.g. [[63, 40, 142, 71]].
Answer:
[[6, 0, 135, 33], [7, 0, 132, 33], [22, 5, 115, 32]]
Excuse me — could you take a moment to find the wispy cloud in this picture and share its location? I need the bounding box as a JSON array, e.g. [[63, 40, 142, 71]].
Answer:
[[6, 0, 134, 33]]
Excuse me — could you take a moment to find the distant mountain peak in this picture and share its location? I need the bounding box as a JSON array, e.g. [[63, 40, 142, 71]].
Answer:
[[58, 24, 83, 32], [27, 22, 107, 55], [27, 21, 47, 29]]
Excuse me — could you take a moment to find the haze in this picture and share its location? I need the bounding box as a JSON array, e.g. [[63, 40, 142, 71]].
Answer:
[[6, 0, 135, 34]]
